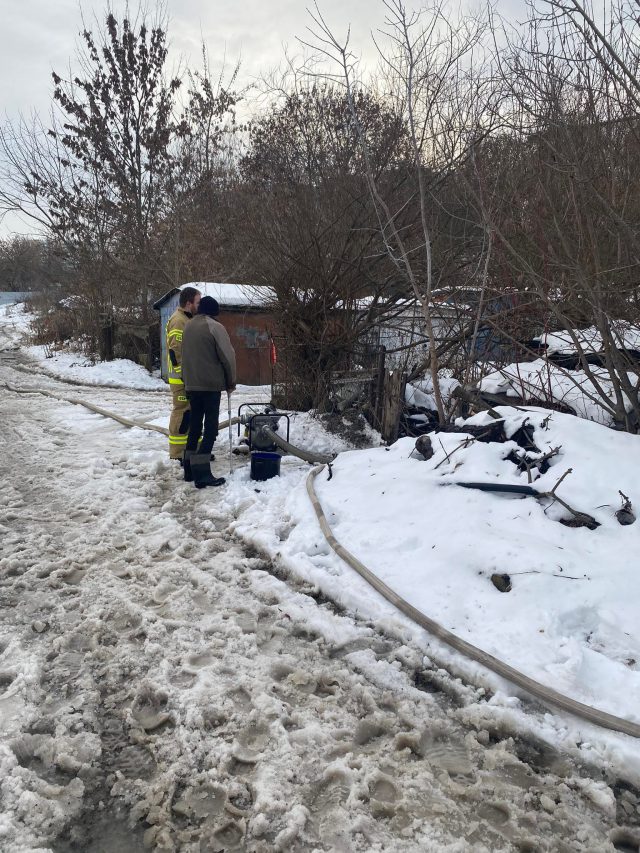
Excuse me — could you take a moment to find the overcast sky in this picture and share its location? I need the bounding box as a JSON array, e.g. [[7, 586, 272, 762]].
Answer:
[[0, 0, 526, 237]]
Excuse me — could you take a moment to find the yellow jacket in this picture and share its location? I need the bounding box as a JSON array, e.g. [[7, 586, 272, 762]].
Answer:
[[166, 307, 192, 386]]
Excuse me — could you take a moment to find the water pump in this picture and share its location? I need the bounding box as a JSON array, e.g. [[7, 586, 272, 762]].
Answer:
[[238, 404, 290, 480]]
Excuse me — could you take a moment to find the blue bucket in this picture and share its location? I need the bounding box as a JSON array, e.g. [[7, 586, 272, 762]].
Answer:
[[250, 451, 281, 481]]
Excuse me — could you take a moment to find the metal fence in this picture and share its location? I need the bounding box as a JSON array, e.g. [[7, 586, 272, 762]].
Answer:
[[271, 335, 409, 442]]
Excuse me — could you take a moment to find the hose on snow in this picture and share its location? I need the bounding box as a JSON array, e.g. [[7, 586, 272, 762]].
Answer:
[[261, 425, 334, 465], [452, 482, 540, 496], [0, 381, 240, 434], [305, 463, 640, 740]]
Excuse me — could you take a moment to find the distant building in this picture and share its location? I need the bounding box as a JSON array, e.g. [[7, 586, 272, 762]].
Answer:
[[0, 291, 33, 307], [373, 289, 521, 370], [153, 282, 275, 386]]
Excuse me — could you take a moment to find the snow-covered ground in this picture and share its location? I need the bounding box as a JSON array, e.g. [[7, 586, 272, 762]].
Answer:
[[2, 300, 640, 851], [223, 408, 640, 764]]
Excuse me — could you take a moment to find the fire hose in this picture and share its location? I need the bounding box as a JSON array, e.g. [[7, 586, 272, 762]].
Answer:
[[258, 425, 333, 465], [306, 463, 640, 740], [0, 381, 240, 433]]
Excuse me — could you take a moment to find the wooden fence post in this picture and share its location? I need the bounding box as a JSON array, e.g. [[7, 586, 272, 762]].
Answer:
[[381, 369, 407, 443], [372, 346, 386, 431], [99, 315, 114, 361]]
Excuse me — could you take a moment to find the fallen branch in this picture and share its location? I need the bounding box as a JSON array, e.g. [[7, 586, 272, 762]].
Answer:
[[434, 436, 475, 470], [537, 445, 562, 466], [549, 467, 573, 496], [539, 469, 600, 529], [509, 570, 585, 580]]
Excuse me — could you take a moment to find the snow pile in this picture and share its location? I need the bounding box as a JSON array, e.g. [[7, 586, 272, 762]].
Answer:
[[225, 406, 640, 734], [479, 323, 640, 426], [0, 301, 166, 391], [536, 323, 640, 355], [284, 411, 369, 455], [406, 375, 460, 413], [25, 345, 167, 391], [478, 359, 627, 424]]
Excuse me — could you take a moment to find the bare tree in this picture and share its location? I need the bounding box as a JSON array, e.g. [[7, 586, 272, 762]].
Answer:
[[0, 235, 66, 292], [470, 0, 640, 430], [162, 45, 241, 285], [0, 7, 186, 329], [235, 80, 411, 410], [302, 0, 495, 422]]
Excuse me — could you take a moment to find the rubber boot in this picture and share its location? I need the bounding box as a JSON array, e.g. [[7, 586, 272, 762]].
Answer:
[[196, 442, 214, 462], [183, 449, 196, 482], [191, 454, 226, 489]]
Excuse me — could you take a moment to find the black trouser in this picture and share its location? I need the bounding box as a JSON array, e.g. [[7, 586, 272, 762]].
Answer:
[[185, 391, 221, 455]]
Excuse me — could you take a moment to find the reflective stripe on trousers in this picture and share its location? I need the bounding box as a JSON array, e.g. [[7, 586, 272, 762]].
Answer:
[[169, 387, 191, 459]]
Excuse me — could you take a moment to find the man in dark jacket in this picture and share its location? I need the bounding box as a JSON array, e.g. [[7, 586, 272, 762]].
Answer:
[[181, 296, 237, 488]]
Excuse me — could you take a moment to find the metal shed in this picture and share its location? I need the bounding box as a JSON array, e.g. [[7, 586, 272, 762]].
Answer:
[[153, 282, 275, 386]]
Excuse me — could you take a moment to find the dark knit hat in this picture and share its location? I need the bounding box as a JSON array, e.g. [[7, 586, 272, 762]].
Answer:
[[198, 296, 220, 317]]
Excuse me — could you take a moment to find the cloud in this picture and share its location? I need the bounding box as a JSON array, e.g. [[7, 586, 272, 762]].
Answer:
[[1, 0, 528, 119], [0, 0, 420, 121], [0, 0, 527, 236]]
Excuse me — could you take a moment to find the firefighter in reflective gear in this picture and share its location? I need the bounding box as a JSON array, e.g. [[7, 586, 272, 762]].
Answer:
[[166, 286, 201, 459]]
